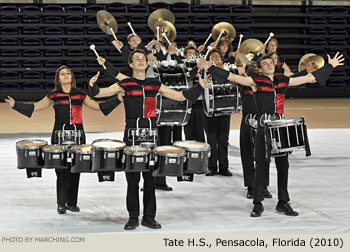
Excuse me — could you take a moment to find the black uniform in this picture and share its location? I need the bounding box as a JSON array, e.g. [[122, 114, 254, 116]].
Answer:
[[47, 88, 86, 207], [118, 76, 161, 219], [252, 74, 290, 204]]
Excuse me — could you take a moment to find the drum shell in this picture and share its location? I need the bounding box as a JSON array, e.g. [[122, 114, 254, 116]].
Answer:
[[123, 153, 150, 172], [43, 150, 68, 169], [71, 151, 92, 173], [92, 148, 124, 172], [16, 147, 44, 169], [184, 150, 209, 174], [152, 153, 184, 177]]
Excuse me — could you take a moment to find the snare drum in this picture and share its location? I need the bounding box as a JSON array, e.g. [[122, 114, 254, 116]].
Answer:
[[16, 139, 47, 169], [91, 139, 126, 172], [153, 146, 186, 176], [71, 144, 92, 173], [123, 146, 151, 172], [265, 117, 309, 155], [43, 145, 69, 169], [173, 141, 210, 174], [151, 63, 192, 126]]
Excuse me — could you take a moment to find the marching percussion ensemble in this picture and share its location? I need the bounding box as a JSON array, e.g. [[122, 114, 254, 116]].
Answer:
[[4, 8, 345, 228]]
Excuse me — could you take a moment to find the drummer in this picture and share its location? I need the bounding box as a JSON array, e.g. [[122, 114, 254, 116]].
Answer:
[[4, 65, 121, 214], [88, 49, 208, 230], [198, 52, 344, 217]]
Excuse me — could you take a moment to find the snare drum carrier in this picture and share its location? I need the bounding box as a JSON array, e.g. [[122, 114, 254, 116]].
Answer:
[[149, 61, 192, 126], [203, 63, 242, 117]]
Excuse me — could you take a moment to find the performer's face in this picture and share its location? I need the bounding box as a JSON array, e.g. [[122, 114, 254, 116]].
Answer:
[[187, 41, 196, 49], [128, 35, 139, 49], [58, 68, 72, 85], [219, 42, 228, 54], [185, 49, 196, 59], [130, 52, 147, 70], [210, 52, 222, 65], [259, 58, 275, 75], [271, 53, 279, 65], [267, 40, 277, 53]]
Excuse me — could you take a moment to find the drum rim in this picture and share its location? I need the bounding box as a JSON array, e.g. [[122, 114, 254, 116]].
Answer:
[[16, 139, 48, 149], [140, 142, 157, 148], [153, 146, 186, 157], [173, 140, 211, 152], [71, 144, 92, 154], [265, 117, 304, 127], [91, 139, 126, 150], [43, 144, 69, 153], [124, 145, 151, 155]]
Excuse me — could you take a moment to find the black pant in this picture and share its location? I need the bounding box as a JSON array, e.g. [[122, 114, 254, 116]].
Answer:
[[204, 115, 231, 171], [52, 125, 84, 206], [254, 124, 290, 204], [123, 118, 157, 218], [156, 125, 182, 185], [240, 112, 270, 188], [184, 102, 205, 142]]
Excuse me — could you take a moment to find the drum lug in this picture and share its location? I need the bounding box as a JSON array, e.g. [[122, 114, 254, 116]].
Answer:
[[117, 151, 120, 159], [132, 156, 135, 164], [104, 151, 107, 160], [25, 150, 27, 157], [121, 154, 125, 164]]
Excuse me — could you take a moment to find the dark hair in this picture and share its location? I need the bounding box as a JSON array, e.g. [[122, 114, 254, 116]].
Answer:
[[185, 40, 197, 49], [216, 38, 233, 59], [128, 49, 148, 64], [184, 46, 196, 56], [206, 48, 223, 61], [245, 61, 259, 76], [257, 55, 273, 68], [54, 65, 76, 90], [266, 52, 279, 63]]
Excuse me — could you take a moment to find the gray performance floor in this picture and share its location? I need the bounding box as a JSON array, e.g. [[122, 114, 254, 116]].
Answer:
[[0, 129, 349, 234]]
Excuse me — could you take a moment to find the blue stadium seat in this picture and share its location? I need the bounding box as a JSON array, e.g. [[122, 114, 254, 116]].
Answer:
[[22, 26, 40, 34], [87, 38, 106, 46], [0, 38, 19, 46], [326, 80, 346, 87], [133, 27, 149, 35], [329, 48, 347, 56], [107, 49, 120, 56], [328, 38, 347, 45], [306, 38, 328, 45], [170, 2, 190, 13], [176, 27, 190, 35], [328, 27, 347, 35], [0, 5, 18, 12], [117, 27, 127, 34], [192, 27, 211, 35], [191, 5, 212, 13], [73, 71, 85, 79], [44, 49, 63, 57], [305, 16, 327, 24], [213, 16, 232, 23], [86, 5, 105, 13], [64, 6, 86, 13], [22, 38, 41, 46], [212, 5, 232, 13], [329, 6, 348, 14], [86, 15, 97, 24], [0, 49, 19, 57], [129, 15, 147, 23], [107, 2, 126, 12], [22, 82, 42, 90], [22, 72, 41, 79], [0, 83, 19, 90], [66, 27, 85, 35], [149, 2, 169, 12], [232, 5, 253, 13], [87, 49, 105, 57], [86, 60, 101, 67], [86, 27, 104, 35], [43, 16, 63, 23], [0, 15, 19, 23], [65, 50, 85, 57], [175, 16, 190, 24], [0, 71, 19, 79], [43, 27, 64, 35], [66, 38, 85, 45], [43, 38, 63, 46], [42, 5, 64, 12], [110, 60, 126, 67], [1, 60, 19, 67], [66, 61, 85, 68], [305, 6, 326, 14], [236, 27, 252, 35], [65, 15, 85, 24], [127, 4, 149, 13], [21, 15, 41, 23], [43, 82, 55, 90], [191, 16, 211, 24], [22, 49, 41, 57], [233, 16, 253, 23], [1, 27, 19, 35], [22, 60, 41, 68], [308, 48, 327, 57], [19, 5, 42, 12], [328, 17, 346, 24], [43, 60, 63, 67], [304, 27, 327, 35], [43, 71, 56, 79], [115, 15, 127, 23]]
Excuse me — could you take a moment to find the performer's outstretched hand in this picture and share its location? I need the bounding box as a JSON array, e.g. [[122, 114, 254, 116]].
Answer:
[[89, 71, 100, 87], [197, 58, 211, 70], [112, 40, 123, 51], [327, 52, 344, 68], [4, 96, 15, 108], [97, 56, 106, 66]]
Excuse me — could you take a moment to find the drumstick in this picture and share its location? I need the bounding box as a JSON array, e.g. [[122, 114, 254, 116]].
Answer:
[[204, 46, 213, 59], [127, 22, 136, 35], [156, 26, 160, 42], [89, 44, 106, 70], [237, 34, 244, 51], [257, 32, 274, 56], [162, 32, 171, 45], [203, 33, 212, 46], [216, 30, 224, 42], [108, 27, 121, 53]]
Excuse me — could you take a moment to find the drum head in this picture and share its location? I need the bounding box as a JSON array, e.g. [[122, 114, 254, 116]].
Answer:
[[154, 146, 185, 156], [173, 141, 210, 151], [72, 144, 91, 153], [124, 146, 150, 155], [43, 145, 68, 152], [16, 139, 47, 149], [92, 139, 126, 150]]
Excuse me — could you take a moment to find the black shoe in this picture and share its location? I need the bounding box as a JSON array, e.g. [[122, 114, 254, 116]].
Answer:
[[141, 216, 161, 229], [66, 204, 80, 212], [218, 169, 233, 177], [263, 187, 272, 198], [250, 203, 264, 217], [205, 170, 217, 176], [57, 204, 66, 214], [246, 187, 254, 199], [124, 218, 139, 230], [155, 184, 173, 191], [276, 202, 299, 216]]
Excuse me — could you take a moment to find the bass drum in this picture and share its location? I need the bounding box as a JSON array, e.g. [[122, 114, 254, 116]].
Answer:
[[148, 62, 192, 126]]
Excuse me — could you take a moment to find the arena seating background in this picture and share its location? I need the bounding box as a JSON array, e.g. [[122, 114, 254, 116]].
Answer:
[[0, 1, 349, 100]]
